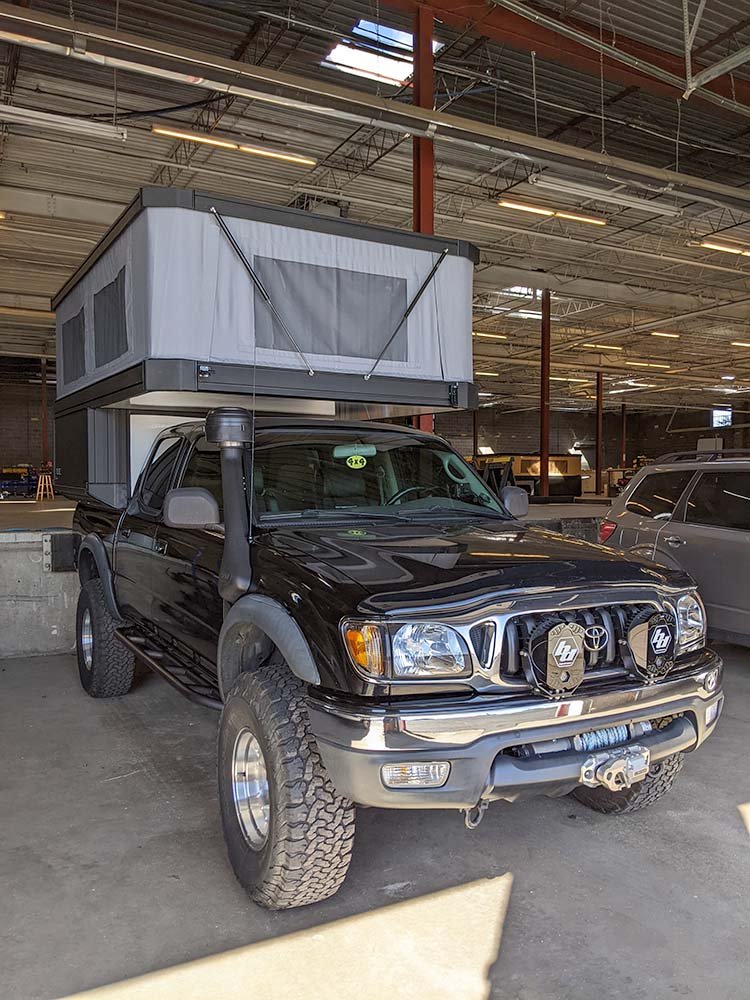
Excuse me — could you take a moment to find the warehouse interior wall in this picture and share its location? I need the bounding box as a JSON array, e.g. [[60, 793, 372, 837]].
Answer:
[[0, 383, 55, 468]]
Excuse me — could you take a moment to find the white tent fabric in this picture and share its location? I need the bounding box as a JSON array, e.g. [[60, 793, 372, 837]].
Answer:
[[56, 205, 473, 397]]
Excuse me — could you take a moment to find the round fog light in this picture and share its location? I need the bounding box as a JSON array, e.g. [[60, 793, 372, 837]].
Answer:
[[704, 668, 720, 694]]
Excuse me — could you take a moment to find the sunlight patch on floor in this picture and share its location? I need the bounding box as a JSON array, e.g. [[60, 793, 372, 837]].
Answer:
[[63, 875, 513, 1000], [739, 802, 750, 837]]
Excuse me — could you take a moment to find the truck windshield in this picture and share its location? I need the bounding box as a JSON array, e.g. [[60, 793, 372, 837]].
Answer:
[[248, 428, 507, 520]]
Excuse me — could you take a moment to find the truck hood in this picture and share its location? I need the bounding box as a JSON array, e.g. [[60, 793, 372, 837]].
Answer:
[[263, 518, 689, 613]]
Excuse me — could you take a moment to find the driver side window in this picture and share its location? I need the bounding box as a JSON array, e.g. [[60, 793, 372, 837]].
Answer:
[[139, 436, 183, 513]]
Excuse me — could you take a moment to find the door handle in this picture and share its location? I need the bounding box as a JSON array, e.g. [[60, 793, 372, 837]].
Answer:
[[120, 527, 132, 539], [664, 535, 685, 547], [154, 539, 167, 555]]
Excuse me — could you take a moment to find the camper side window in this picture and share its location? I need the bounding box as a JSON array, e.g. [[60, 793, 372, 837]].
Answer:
[[140, 437, 183, 513]]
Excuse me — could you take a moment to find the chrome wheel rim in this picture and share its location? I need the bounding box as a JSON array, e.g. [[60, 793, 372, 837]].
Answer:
[[81, 609, 94, 670], [231, 728, 270, 849]]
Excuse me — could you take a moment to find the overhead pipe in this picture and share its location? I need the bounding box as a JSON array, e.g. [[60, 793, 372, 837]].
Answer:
[[4, 3, 750, 212]]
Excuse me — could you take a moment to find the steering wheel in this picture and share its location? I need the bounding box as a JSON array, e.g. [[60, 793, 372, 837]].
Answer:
[[385, 485, 430, 505]]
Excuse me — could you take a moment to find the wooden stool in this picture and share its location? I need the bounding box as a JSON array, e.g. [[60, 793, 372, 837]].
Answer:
[[36, 474, 54, 501]]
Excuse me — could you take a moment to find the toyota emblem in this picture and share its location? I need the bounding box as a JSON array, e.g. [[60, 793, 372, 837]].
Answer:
[[583, 624, 608, 652]]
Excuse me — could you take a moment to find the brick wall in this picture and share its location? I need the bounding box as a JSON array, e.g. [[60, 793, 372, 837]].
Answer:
[[435, 407, 622, 470], [0, 383, 55, 467], [436, 406, 750, 467]]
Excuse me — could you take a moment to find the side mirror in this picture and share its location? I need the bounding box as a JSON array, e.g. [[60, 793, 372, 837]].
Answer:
[[499, 485, 529, 519], [163, 487, 221, 529]]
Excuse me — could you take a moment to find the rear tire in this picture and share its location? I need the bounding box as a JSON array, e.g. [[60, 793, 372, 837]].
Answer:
[[218, 655, 356, 909], [76, 578, 135, 698], [572, 752, 684, 814]]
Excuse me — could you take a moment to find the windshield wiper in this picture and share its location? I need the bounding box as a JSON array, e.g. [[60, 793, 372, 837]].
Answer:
[[398, 505, 511, 521], [263, 509, 411, 522]]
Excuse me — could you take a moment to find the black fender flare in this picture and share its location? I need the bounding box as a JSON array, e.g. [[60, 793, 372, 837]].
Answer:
[[77, 534, 122, 621], [217, 594, 321, 700]]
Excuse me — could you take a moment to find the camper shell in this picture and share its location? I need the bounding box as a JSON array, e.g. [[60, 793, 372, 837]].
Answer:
[[53, 187, 479, 505]]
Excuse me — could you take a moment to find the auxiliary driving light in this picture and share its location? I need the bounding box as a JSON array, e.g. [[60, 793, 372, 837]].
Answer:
[[381, 762, 451, 788]]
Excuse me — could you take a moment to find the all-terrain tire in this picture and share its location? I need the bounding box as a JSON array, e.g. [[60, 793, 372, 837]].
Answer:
[[76, 578, 135, 697], [218, 656, 356, 909], [572, 752, 684, 814]]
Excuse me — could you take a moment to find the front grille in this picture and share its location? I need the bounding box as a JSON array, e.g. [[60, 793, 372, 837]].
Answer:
[[500, 602, 656, 687]]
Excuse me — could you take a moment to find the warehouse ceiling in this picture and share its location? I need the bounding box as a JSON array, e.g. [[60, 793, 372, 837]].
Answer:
[[2, 0, 750, 412]]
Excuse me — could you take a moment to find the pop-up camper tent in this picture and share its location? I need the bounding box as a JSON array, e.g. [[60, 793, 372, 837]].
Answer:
[[53, 187, 478, 505]]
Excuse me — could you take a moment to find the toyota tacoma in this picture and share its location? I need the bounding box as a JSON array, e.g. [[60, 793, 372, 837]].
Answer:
[[72, 409, 723, 909]]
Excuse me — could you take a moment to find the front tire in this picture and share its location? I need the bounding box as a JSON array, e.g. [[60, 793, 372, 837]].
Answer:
[[218, 656, 356, 909], [572, 752, 684, 814], [76, 578, 135, 697]]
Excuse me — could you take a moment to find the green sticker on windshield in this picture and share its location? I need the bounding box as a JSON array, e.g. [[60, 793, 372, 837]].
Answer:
[[346, 455, 367, 469]]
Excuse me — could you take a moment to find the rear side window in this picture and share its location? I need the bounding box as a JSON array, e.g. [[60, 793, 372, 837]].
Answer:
[[140, 437, 182, 512], [181, 439, 223, 517], [625, 470, 694, 519], [685, 471, 750, 530]]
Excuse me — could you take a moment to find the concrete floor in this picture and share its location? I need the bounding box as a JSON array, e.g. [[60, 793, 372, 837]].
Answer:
[[2, 650, 748, 1000]]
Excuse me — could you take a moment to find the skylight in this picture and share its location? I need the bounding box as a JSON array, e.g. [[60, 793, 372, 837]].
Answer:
[[323, 19, 440, 86]]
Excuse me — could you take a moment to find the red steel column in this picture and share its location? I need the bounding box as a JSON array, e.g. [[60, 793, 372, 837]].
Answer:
[[539, 289, 551, 497], [40, 356, 49, 468], [620, 401, 627, 467], [412, 6, 434, 234], [596, 371, 604, 496]]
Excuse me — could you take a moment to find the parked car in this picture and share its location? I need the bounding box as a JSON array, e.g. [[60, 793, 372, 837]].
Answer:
[[72, 413, 723, 909], [600, 450, 750, 644]]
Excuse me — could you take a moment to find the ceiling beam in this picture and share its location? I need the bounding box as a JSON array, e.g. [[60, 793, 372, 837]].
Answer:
[[0, 186, 123, 225], [384, 0, 750, 118]]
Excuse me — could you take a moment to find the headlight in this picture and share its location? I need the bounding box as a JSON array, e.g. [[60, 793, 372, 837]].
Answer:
[[674, 592, 706, 654], [342, 620, 471, 680], [392, 623, 470, 677]]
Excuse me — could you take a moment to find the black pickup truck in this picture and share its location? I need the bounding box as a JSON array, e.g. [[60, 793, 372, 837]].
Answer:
[[73, 409, 723, 909]]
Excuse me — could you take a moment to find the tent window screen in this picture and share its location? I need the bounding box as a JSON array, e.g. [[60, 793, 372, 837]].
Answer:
[[93, 267, 128, 367], [252, 257, 408, 361], [62, 309, 86, 384]]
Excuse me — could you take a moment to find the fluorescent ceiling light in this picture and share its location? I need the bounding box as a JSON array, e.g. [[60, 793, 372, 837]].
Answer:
[[475, 371, 500, 377], [625, 360, 672, 369], [528, 174, 682, 217], [550, 376, 591, 383], [700, 240, 750, 256], [554, 210, 606, 226], [722, 374, 736, 380], [610, 384, 656, 393], [651, 331, 679, 339], [508, 309, 560, 321], [478, 392, 494, 397], [499, 199, 553, 216], [731, 341, 750, 347], [498, 199, 606, 225], [582, 343, 623, 351], [151, 125, 316, 165], [0, 105, 127, 141], [0, 211, 4, 220], [472, 331, 508, 340]]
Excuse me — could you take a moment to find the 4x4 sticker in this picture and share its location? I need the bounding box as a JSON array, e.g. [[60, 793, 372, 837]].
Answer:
[[346, 455, 367, 469]]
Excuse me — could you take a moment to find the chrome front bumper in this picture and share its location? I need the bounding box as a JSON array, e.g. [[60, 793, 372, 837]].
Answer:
[[309, 650, 723, 809]]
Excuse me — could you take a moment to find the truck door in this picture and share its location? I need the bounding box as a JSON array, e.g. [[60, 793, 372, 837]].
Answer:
[[114, 434, 184, 627], [151, 436, 225, 663], [653, 468, 750, 635]]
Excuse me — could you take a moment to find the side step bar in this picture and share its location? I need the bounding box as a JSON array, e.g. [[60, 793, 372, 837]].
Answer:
[[116, 628, 222, 710]]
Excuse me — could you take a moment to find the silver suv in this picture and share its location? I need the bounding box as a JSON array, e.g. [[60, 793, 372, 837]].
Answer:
[[600, 451, 750, 644]]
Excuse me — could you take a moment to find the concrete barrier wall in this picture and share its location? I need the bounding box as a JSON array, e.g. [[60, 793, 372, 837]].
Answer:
[[0, 531, 79, 657]]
